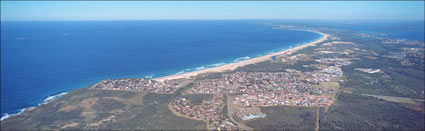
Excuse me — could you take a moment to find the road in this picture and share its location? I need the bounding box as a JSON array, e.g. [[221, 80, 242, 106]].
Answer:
[[226, 92, 253, 130], [315, 107, 320, 131]]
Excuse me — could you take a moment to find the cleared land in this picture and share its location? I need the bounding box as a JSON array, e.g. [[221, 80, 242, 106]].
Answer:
[[245, 106, 317, 130]]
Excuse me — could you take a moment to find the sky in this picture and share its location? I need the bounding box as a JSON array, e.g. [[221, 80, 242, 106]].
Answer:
[[1, 1, 424, 21]]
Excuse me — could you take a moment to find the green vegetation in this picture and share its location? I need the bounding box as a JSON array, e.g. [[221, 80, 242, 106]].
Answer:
[[362, 94, 424, 106], [338, 36, 424, 99], [183, 94, 214, 105], [1, 88, 206, 130], [242, 30, 424, 131], [235, 60, 319, 72], [195, 72, 228, 80], [222, 94, 228, 116], [235, 61, 291, 72], [245, 106, 317, 130], [320, 92, 424, 130]]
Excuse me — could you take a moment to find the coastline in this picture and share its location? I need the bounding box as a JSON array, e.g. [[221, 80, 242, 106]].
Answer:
[[1, 30, 328, 121], [0, 92, 68, 121], [155, 31, 329, 82]]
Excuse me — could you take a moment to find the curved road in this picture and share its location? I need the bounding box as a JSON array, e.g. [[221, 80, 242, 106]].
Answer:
[[226, 92, 253, 130]]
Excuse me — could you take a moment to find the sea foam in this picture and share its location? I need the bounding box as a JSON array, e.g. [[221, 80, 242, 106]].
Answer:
[[39, 92, 68, 106], [170, 56, 254, 76], [1, 92, 68, 121], [0, 108, 26, 121], [234, 56, 251, 62], [144, 74, 155, 79]]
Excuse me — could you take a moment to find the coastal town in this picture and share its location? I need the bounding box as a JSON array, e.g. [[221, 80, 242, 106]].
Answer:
[[90, 78, 190, 94], [382, 39, 425, 67], [80, 26, 425, 130], [169, 95, 241, 130], [88, 32, 371, 130]]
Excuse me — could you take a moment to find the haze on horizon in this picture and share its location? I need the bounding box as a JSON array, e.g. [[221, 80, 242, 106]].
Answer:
[[1, 1, 424, 21]]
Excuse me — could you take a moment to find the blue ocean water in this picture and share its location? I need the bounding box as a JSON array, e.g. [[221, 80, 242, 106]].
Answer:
[[1, 20, 323, 119]]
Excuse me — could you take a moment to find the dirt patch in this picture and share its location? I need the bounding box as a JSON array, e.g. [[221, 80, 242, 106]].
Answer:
[[89, 115, 116, 127], [58, 105, 78, 112], [81, 97, 98, 109], [61, 122, 80, 129]]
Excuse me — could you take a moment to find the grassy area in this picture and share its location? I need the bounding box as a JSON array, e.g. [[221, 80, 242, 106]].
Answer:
[[245, 106, 317, 130], [235, 60, 319, 73], [361, 94, 424, 106], [342, 65, 416, 98], [183, 94, 214, 105], [320, 92, 424, 130], [1, 88, 206, 130], [310, 82, 340, 97]]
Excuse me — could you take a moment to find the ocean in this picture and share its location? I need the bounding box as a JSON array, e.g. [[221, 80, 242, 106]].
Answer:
[[1, 20, 323, 119]]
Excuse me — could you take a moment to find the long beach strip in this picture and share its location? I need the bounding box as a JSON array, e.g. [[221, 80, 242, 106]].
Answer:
[[155, 31, 329, 82]]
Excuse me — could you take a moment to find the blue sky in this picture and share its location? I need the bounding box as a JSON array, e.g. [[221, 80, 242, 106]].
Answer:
[[1, 1, 424, 21]]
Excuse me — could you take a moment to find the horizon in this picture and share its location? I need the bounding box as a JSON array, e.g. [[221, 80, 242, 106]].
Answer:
[[1, 1, 424, 21], [2, 19, 425, 22]]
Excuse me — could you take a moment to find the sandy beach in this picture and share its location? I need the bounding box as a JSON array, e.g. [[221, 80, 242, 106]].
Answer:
[[155, 31, 329, 82]]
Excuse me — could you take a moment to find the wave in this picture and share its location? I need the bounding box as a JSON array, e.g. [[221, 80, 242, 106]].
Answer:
[[175, 71, 186, 75], [174, 68, 196, 75], [193, 62, 229, 71], [169, 56, 252, 76], [234, 56, 251, 62], [165, 32, 323, 78], [39, 92, 68, 106], [195, 66, 206, 71], [1, 92, 68, 121], [0, 108, 27, 121], [206, 62, 227, 67], [170, 62, 229, 76], [164, 32, 324, 79], [144, 74, 155, 79]]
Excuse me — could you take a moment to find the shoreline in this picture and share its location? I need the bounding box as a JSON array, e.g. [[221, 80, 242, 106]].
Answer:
[[155, 31, 329, 82], [0, 91, 68, 121], [1, 30, 328, 121]]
